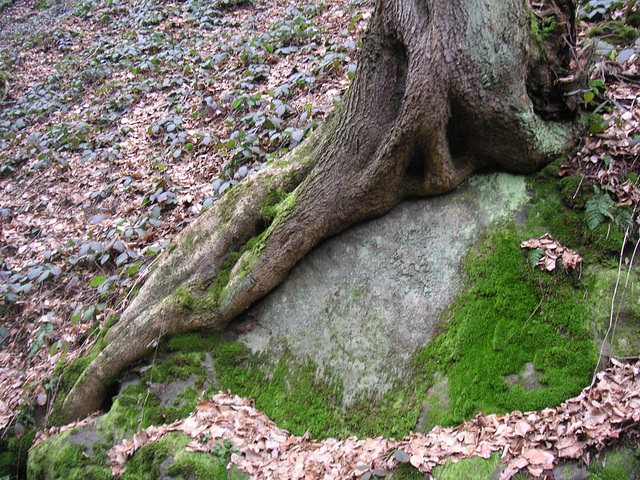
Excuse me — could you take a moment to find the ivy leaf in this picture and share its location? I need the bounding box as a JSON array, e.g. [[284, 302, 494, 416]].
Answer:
[[394, 449, 410, 463], [90, 276, 106, 287]]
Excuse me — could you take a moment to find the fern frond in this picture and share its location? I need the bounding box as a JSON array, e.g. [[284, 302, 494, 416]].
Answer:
[[528, 248, 545, 269], [585, 187, 614, 230], [614, 208, 633, 231]]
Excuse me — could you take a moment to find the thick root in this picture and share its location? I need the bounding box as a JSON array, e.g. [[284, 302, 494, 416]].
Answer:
[[59, 0, 582, 423]]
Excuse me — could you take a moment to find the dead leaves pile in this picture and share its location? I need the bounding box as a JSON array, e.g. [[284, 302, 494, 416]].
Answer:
[[521, 233, 583, 272], [104, 359, 640, 479]]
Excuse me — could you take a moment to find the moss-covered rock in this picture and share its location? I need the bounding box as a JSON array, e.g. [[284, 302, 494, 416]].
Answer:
[[431, 453, 502, 479], [414, 224, 597, 428], [0, 430, 35, 479], [587, 448, 640, 480], [32, 164, 639, 478], [27, 429, 111, 480], [586, 21, 639, 46]]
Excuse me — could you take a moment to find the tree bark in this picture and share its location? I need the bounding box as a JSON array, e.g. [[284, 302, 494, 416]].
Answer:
[[59, 0, 582, 422]]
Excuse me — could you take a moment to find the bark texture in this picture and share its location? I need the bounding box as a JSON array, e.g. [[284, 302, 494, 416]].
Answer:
[[60, 0, 582, 422]]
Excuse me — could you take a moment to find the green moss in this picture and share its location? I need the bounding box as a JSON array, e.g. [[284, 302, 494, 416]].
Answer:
[[588, 449, 640, 480], [586, 21, 639, 45], [177, 334, 348, 437], [431, 453, 502, 479], [50, 313, 126, 425], [167, 332, 223, 352], [0, 430, 35, 479], [388, 463, 426, 479], [123, 431, 233, 480], [411, 159, 618, 429], [172, 188, 298, 313], [49, 352, 99, 425], [167, 333, 422, 439], [27, 430, 111, 480], [627, 10, 640, 28], [164, 437, 245, 480], [31, 351, 212, 479], [559, 175, 590, 210], [217, 179, 261, 226], [414, 225, 597, 428], [530, 13, 557, 41], [99, 314, 118, 338], [525, 160, 625, 264], [99, 352, 206, 442], [261, 187, 287, 222]]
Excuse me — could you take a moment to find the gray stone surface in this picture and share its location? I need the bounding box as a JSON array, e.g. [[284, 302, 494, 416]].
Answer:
[[504, 362, 546, 392], [233, 173, 529, 403]]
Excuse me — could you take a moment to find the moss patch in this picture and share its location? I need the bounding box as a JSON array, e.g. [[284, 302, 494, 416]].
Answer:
[[30, 350, 217, 478], [586, 21, 639, 45], [49, 352, 99, 425], [123, 432, 239, 480], [173, 188, 298, 312], [0, 430, 35, 479], [166, 333, 422, 439], [27, 430, 111, 480], [387, 463, 426, 479], [98, 351, 207, 443], [588, 448, 640, 479], [431, 453, 502, 480], [414, 225, 597, 428], [524, 162, 626, 264]]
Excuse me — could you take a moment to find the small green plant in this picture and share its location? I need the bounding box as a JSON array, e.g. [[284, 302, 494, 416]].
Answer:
[[528, 248, 545, 269], [584, 186, 632, 231], [209, 438, 239, 459], [579, 0, 627, 20]]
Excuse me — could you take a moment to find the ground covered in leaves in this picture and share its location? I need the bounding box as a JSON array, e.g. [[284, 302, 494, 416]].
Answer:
[[0, 0, 370, 432], [34, 359, 640, 480], [1, 0, 640, 478]]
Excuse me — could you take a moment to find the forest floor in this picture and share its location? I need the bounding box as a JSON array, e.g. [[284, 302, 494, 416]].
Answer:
[[0, 0, 640, 478]]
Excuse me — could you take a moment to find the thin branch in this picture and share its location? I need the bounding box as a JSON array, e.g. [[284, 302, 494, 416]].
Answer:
[[592, 227, 628, 387], [572, 175, 584, 200], [523, 298, 543, 329]]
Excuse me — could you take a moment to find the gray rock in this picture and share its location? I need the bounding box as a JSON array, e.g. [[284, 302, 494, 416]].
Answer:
[[234, 173, 529, 403], [504, 362, 546, 392]]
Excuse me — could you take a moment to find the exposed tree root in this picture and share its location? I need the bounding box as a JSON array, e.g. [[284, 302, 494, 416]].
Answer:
[[60, 0, 583, 422]]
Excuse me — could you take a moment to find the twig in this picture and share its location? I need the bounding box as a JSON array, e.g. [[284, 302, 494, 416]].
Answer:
[[612, 355, 640, 360], [572, 175, 585, 200], [523, 298, 543, 329], [611, 234, 640, 348], [592, 227, 628, 387]]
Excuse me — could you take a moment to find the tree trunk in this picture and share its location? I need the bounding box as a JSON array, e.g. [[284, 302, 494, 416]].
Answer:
[[60, 0, 582, 422]]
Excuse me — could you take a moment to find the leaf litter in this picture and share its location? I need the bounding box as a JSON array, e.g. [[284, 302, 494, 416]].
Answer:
[[521, 234, 583, 272], [44, 359, 636, 479], [0, 0, 371, 434]]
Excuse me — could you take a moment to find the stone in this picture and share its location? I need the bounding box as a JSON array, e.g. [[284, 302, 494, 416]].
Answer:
[[504, 362, 546, 392], [232, 172, 529, 403]]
